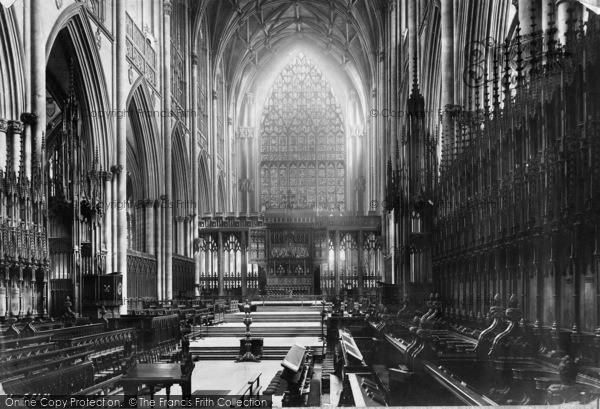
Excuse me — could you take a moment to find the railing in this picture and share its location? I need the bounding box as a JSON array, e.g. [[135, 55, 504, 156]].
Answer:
[[250, 294, 341, 304], [233, 372, 262, 405], [423, 363, 497, 406]]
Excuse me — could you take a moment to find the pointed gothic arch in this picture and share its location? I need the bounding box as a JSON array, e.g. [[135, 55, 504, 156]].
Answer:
[[126, 78, 162, 199], [0, 6, 26, 120], [216, 174, 226, 214], [198, 153, 212, 215], [172, 122, 193, 256], [46, 5, 114, 168]]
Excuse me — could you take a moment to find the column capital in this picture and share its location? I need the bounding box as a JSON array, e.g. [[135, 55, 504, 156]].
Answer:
[[110, 165, 124, 174], [212, 90, 219, 100], [20, 112, 38, 125], [191, 53, 198, 66], [8, 120, 24, 134], [102, 171, 114, 182], [164, 0, 173, 16], [0, 119, 8, 133]]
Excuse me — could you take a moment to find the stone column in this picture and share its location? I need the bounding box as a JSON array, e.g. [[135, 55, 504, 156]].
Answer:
[[31, 0, 45, 167], [408, 0, 417, 92], [334, 231, 340, 295], [0, 267, 5, 318], [212, 89, 219, 214], [5, 266, 11, 318], [156, 198, 164, 299], [542, 0, 555, 33], [176, 217, 184, 255], [555, 0, 570, 45], [441, 0, 454, 158], [0, 120, 7, 173], [191, 53, 200, 296], [104, 172, 113, 272], [357, 232, 364, 297], [146, 199, 155, 255], [43, 265, 48, 317], [9, 121, 23, 174], [198, 242, 206, 296], [116, 0, 128, 313], [244, 93, 255, 216], [518, 0, 534, 36], [241, 231, 248, 297], [218, 231, 224, 296], [0, 120, 6, 221], [17, 264, 23, 317], [21, 119, 32, 180], [111, 168, 118, 274], [163, 0, 173, 301]]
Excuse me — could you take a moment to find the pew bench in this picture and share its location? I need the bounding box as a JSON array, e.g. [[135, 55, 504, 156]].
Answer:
[[92, 350, 129, 383], [0, 334, 53, 349], [0, 321, 64, 337], [111, 314, 180, 351], [0, 345, 91, 380], [73, 374, 123, 396], [0, 342, 56, 361], [0, 322, 107, 350], [53, 327, 134, 351], [3, 362, 96, 396]]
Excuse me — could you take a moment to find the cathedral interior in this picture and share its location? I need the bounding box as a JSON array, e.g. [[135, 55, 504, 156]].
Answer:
[[1, 0, 600, 406]]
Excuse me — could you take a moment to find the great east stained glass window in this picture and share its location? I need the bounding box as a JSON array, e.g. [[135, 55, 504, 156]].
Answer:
[[260, 53, 346, 211]]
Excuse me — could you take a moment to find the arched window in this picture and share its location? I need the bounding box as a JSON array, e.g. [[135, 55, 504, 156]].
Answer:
[[260, 53, 346, 211]]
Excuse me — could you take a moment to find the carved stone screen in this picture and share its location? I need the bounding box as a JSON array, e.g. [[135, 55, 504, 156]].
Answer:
[[260, 53, 346, 211]]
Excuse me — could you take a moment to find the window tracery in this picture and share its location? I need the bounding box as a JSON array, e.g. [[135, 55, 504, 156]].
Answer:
[[260, 54, 346, 211]]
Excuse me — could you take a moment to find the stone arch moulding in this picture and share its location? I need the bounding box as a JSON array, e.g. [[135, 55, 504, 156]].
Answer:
[[171, 122, 192, 213], [46, 4, 114, 168], [217, 173, 226, 214], [198, 152, 212, 215], [0, 6, 26, 119], [126, 78, 163, 200]]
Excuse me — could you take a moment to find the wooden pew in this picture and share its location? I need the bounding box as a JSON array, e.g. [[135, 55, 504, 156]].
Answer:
[[3, 362, 95, 396], [0, 348, 91, 382], [0, 322, 106, 350], [0, 342, 56, 361], [111, 314, 180, 351], [0, 321, 64, 338], [423, 363, 498, 406], [73, 374, 123, 396], [53, 328, 134, 351], [0, 345, 90, 380]]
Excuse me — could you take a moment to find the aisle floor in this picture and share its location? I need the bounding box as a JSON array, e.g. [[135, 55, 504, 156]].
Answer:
[[190, 336, 322, 348]]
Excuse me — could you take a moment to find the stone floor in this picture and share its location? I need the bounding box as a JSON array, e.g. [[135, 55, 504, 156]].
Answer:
[[190, 336, 322, 348], [204, 322, 321, 327], [150, 360, 284, 397]]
